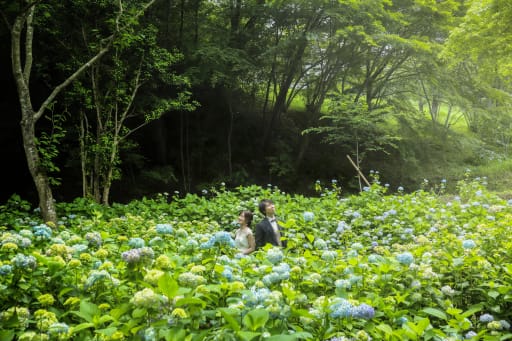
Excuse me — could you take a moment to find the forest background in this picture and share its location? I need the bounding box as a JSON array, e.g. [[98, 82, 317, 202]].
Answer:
[[1, 0, 512, 222]]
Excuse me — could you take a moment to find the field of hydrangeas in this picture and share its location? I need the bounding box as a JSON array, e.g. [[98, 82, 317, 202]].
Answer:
[[1, 174, 512, 340]]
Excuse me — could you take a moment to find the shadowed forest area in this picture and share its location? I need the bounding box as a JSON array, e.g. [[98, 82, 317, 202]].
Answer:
[[2, 0, 512, 219]]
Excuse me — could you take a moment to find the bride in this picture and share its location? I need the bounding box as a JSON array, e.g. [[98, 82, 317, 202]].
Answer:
[[234, 210, 256, 255]]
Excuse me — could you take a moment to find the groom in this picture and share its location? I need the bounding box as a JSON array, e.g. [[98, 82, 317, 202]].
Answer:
[[255, 199, 286, 250]]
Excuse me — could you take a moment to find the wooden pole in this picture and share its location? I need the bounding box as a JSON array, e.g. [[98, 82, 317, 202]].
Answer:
[[346, 155, 371, 188]]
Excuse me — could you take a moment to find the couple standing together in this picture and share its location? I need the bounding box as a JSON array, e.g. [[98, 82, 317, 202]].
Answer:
[[234, 199, 286, 255]]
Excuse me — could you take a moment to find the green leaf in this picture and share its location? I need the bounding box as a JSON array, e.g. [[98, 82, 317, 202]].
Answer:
[[403, 322, 419, 338], [242, 308, 269, 331], [110, 304, 131, 321], [416, 318, 431, 333], [488, 290, 500, 299], [158, 272, 179, 299], [71, 322, 95, 333], [446, 307, 462, 316], [18, 283, 30, 290], [236, 331, 261, 341], [95, 327, 117, 336], [161, 327, 187, 341], [132, 308, 147, 318], [306, 233, 315, 243], [290, 308, 315, 319], [79, 300, 100, 322], [98, 315, 114, 324], [422, 308, 447, 320], [175, 297, 206, 308], [461, 304, 483, 318], [219, 308, 241, 331], [0, 330, 15, 341], [376, 323, 393, 335]]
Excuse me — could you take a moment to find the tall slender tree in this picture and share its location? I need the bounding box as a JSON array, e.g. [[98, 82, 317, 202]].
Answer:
[[1, 0, 156, 222]]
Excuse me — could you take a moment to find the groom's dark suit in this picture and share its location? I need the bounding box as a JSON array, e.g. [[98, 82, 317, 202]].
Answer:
[[255, 217, 285, 249]]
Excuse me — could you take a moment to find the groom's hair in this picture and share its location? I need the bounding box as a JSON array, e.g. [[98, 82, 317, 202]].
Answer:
[[258, 199, 273, 215]]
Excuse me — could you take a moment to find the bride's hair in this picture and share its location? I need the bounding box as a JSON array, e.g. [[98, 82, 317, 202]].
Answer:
[[240, 210, 254, 227]]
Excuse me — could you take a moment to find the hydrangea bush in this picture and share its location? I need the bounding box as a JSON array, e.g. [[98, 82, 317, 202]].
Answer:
[[0, 178, 511, 340]]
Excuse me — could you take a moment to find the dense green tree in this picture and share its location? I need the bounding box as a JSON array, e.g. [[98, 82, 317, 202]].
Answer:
[[65, 21, 195, 205], [442, 0, 512, 136]]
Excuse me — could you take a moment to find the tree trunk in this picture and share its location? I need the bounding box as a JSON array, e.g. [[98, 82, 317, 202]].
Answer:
[[21, 110, 58, 223], [11, 6, 57, 223]]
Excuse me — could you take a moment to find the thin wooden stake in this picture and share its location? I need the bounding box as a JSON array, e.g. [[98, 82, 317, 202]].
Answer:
[[346, 155, 371, 188]]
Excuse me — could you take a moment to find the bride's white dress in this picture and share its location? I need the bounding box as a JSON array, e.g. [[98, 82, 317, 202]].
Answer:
[[234, 228, 252, 252]]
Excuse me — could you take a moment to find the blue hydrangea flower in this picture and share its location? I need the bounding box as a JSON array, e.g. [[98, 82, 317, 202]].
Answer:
[[396, 252, 414, 265], [0, 264, 13, 275], [346, 250, 358, 258], [262, 272, 281, 286], [329, 298, 353, 318], [128, 237, 145, 248], [72, 244, 88, 254], [33, 224, 52, 240], [397, 316, 408, 325], [352, 211, 361, 219], [321, 250, 337, 261], [351, 242, 363, 250], [465, 331, 477, 339], [462, 240, 476, 249], [156, 223, 173, 235], [337, 221, 349, 233], [84, 270, 114, 289], [143, 327, 156, 341], [222, 266, 233, 281], [122, 247, 154, 264], [303, 211, 315, 222], [186, 239, 199, 248], [329, 299, 374, 320], [122, 249, 142, 263], [368, 254, 383, 263], [200, 231, 236, 249], [313, 238, 327, 250], [383, 209, 397, 217], [19, 238, 32, 248], [243, 287, 271, 307], [480, 313, 494, 323], [274, 262, 290, 276], [19, 229, 33, 239], [11, 254, 37, 270], [266, 247, 283, 264], [85, 232, 103, 247], [263, 263, 290, 284], [334, 279, 351, 290], [352, 303, 375, 319], [349, 275, 363, 285], [200, 239, 214, 249], [500, 320, 510, 330]]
